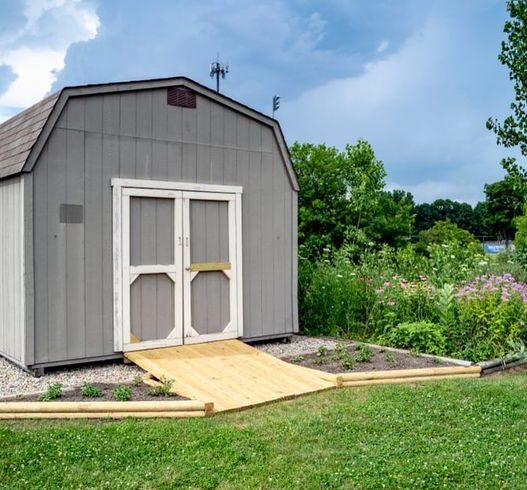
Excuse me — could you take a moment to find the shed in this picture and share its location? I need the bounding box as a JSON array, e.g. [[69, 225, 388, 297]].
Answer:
[[0, 76, 298, 372]]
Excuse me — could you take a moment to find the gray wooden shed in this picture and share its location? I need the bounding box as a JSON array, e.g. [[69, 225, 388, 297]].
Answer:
[[0, 76, 298, 372]]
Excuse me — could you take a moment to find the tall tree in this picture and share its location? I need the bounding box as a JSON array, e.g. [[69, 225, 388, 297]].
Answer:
[[363, 190, 415, 247], [484, 176, 525, 240], [487, 0, 527, 195], [414, 199, 480, 235], [290, 141, 386, 259]]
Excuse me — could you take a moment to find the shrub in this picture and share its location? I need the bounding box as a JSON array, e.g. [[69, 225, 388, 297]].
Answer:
[[380, 321, 446, 355], [299, 258, 377, 338], [419, 221, 478, 247], [39, 383, 63, 401], [81, 383, 102, 398], [453, 274, 527, 361], [514, 211, 527, 267], [112, 385, 132, 402], [298, 242, 527, 361]]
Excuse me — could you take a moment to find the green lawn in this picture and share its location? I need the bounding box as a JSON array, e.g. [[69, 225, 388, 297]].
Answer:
[[1, 375, 527, 489]]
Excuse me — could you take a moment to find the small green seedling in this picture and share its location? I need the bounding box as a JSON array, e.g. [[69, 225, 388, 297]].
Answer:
[[355, 344, 373, 363], [384, 352, 398, 364], [147, 376, 174, 397], [113, 385, 132, 402], [317, 345, 328, 357], [132, 375, 143, 387], [81, 383, 102, 398], [341, 356, 356, 370], [291, 355, 305, 363], [39, 383, 63, 401]]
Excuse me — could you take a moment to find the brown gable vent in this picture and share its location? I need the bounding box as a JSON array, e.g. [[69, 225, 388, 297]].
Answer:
[[167, 87, 196, 108]]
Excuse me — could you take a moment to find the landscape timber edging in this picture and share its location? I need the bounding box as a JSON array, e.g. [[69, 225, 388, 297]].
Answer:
[[0, 400, 214, 419]]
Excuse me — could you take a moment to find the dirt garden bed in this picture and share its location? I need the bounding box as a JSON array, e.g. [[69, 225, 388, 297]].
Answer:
[[282, 342, 456, 374], [0, 382, 188, 403]]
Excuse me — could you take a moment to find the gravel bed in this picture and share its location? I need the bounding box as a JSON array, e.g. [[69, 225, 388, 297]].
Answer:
[[0, 357, 144, 399], [255, 335, 351, 357], [0, 335, 346, 399]]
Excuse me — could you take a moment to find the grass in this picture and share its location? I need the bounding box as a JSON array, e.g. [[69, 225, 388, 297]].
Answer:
[[2, 375, 527, 489]]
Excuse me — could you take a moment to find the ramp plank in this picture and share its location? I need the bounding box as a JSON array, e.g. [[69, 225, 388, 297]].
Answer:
[[125, 340, 334, 412]]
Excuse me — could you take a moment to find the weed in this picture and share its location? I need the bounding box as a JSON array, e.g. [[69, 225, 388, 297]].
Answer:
[[132, 375, 143, 387], [291, 355, 305, 363], [112, 385, 132, 402], [317, 345, 328, 357], [39, 383, 63, 401], [384, 352, 398, 364], [147, 377, 174, 397], [81, 383, 102, 398]]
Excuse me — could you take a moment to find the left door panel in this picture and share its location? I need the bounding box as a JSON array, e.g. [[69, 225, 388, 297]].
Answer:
[[122, 188, 183, 351]]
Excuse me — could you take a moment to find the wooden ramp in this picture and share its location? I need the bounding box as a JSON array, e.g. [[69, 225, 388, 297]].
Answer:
[[125, 340, 335, 412]]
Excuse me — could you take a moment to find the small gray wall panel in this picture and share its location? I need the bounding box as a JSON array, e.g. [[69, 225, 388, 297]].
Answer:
[[191, 272, 230, 335], [0, 176, 25, 364], [130, 197, 174, 266], [31, 89, 297, 364], [190, 200, 228, 263], [131, 274, 174, 341]]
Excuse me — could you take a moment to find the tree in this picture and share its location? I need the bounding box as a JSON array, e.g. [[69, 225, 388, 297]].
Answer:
[[414, 199, 482, 236], [484, 176, 525, 240], [419, 221, 478, 247], [472, 201, 492, 239], [290, 140, 386, 259], [363, 190, 415, 247], [487, 0, 527, 191], [514, 210, 527, 265]]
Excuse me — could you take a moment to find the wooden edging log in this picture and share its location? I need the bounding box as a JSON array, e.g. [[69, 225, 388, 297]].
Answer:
[[358, 342, 474, 367], [339, 365, 481, 383], [0, 411, 207, 420], [0, 400, 214, 415], [479, 357, 527, 375], [342, 372, 481, 387]]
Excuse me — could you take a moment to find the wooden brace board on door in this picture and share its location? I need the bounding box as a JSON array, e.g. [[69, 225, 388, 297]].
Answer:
[[112, 179, 243, 352]]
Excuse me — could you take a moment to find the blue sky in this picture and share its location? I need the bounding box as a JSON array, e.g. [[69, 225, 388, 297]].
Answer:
[[0, 0, 519, 203]]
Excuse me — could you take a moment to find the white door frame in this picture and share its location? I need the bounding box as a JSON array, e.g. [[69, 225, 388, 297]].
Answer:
[[112, 178, 243, 352]]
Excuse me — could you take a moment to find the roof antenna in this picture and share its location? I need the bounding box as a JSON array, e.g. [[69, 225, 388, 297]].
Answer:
[[272, 95, 280, 119], [209, 53, 229, 93]]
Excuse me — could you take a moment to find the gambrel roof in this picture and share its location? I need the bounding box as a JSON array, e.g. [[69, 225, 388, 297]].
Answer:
[[0, 76, 298, 189], [0, 92, 60, 179]]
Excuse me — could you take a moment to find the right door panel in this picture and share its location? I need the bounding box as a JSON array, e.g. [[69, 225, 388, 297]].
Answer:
[[183, 192, 241, 343]]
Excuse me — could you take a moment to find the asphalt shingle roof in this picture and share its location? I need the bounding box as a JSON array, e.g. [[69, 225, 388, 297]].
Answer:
[[0, 92, 60, 179]]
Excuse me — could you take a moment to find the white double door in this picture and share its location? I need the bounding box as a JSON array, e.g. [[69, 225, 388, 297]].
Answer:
[[114, 182, 242, 352]]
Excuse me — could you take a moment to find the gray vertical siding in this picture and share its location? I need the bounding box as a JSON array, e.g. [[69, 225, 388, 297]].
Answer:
[[0, 176, 25, 365], [30, 89, 297, 365]]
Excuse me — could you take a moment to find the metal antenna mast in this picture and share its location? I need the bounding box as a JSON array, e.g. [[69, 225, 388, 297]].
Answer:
[[209, 54, 229, 93], [272, 95, 280, 118]]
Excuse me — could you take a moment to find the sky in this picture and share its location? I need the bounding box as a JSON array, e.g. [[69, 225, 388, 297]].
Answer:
[[0, 0, 519, 203]]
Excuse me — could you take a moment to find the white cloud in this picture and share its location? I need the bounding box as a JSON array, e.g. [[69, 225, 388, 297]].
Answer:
[[377, 40, 389, 53], [280, 17, 509, 202], [0, 0, 99, 110]]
